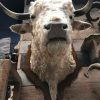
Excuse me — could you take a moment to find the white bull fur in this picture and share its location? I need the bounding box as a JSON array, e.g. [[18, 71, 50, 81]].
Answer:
[[10, 0, 91, 100]]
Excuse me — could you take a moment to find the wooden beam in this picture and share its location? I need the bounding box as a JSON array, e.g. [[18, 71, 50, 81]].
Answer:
[[20, 67, 100, 100], [0, 59, 11, 100]]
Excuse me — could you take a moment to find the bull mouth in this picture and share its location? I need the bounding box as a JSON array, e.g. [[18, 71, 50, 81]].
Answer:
[[48, 37, 66, 44]]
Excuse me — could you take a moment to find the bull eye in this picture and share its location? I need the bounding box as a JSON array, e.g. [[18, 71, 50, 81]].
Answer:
[[69, 15, 73, 20], [62, 24, 68, 29], [30, 15, 35, 19]]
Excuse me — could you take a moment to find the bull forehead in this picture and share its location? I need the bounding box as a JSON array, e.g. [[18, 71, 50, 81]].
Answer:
[[34, 0, 72, 4], [29, 0, 74, 15], [40, 0, 73, 6]]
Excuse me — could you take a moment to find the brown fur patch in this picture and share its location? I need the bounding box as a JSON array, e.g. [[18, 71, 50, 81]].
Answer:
[[50, 17, 61, 21]]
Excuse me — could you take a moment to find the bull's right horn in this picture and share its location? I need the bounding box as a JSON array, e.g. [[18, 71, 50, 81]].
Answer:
[[0, 2, 31, 20]]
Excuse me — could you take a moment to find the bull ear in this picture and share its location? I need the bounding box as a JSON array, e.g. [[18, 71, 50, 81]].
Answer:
[[10, 23, 32, 34], [9, 24, 22, 34], [72, 20, 91, 30]]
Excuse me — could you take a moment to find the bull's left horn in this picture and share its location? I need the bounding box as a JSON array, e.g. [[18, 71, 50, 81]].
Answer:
[[86, 1, 100, 22], [0, 2, 30, 20], [74, 0, 93, 17]]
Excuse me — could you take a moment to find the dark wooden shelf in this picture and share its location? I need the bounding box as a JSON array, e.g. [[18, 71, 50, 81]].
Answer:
[[19, 67, 100, 100]]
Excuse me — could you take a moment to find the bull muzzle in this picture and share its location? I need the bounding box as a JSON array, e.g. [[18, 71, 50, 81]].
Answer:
[[45, 23, 69, 43]]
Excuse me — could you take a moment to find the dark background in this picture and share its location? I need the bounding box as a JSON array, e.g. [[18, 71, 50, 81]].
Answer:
[[0, 0, 25, 52]]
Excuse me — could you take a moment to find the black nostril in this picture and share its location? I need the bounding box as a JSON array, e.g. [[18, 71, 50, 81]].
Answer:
[[44, 23, 68, 30], [44, 24, 51, 30], [62, 24, 68, 29]]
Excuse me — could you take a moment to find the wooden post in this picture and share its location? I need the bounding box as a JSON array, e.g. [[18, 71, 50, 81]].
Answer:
[[0, 59, 11, 100]]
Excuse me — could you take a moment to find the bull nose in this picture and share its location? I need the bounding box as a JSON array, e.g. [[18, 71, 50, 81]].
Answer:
[[45, 23, 68, 42], [44, 23, 68, 30]]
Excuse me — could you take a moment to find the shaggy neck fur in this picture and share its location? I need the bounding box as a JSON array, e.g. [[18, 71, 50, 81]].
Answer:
[[30, 39, 76, 82], [30, 40, 76, 100]]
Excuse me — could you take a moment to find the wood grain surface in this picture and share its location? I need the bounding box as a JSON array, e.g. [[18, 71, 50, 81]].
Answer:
[[0, 59, 11, 100], [19, 67, 100, 100]]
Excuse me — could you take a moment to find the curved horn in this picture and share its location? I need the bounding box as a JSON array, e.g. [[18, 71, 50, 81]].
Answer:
[[86, 2, 100, 22], [74, 0, 93, 17], [0, 2, 31, 20]]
